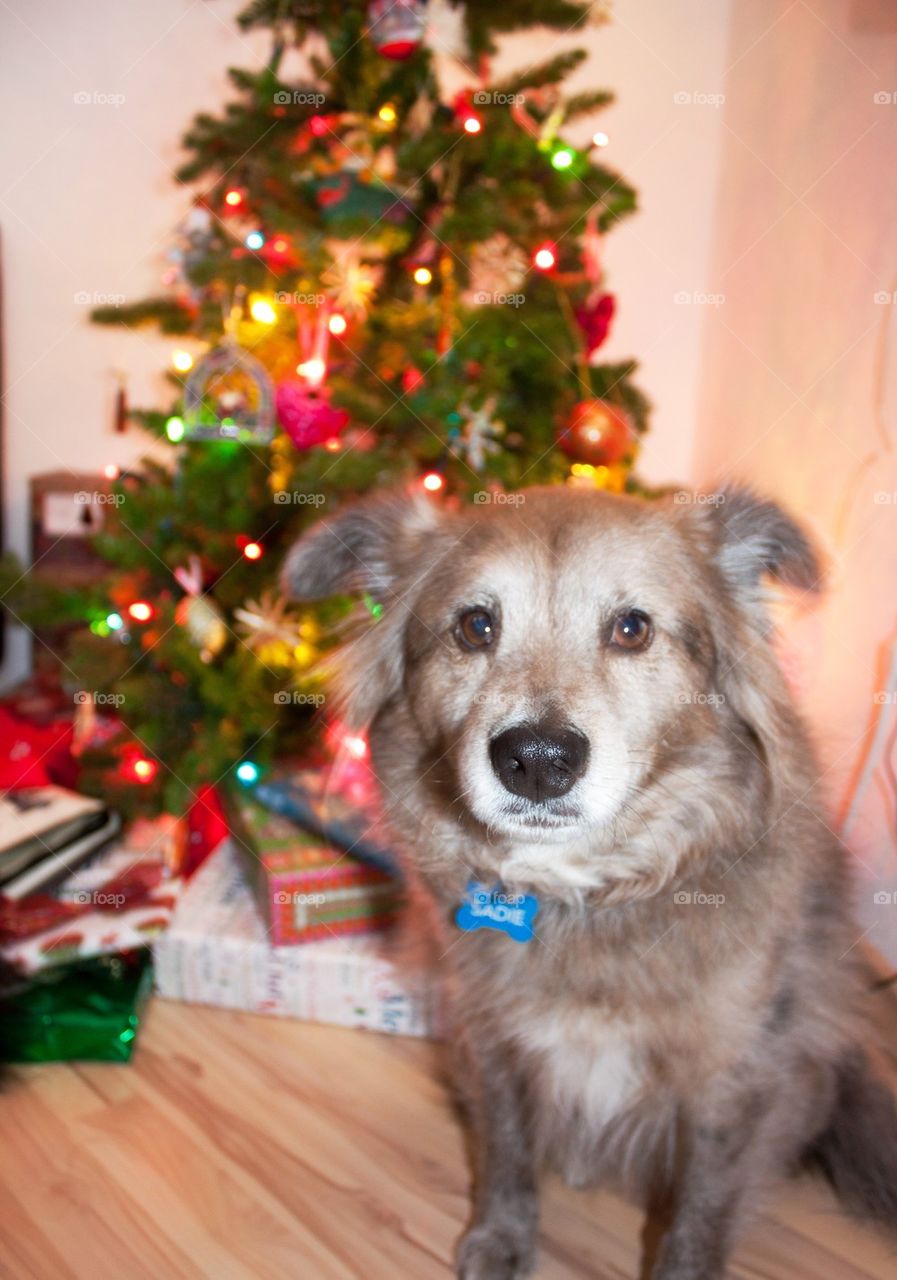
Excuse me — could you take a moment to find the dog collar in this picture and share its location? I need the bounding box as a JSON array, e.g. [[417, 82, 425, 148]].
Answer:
[[455, 879, 539, 943]]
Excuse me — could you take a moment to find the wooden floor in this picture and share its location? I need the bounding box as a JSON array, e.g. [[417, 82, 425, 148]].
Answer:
[[1, 989, 896, 1280]]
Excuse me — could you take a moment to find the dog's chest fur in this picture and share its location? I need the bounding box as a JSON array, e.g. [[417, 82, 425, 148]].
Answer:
[[500, 995, 672, 1188], [511, 1003, 641, 1125]]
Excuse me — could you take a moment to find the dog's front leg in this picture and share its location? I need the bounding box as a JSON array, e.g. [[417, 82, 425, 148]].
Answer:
[[651, 1095, 780, 1280], [455, 1039, 538, 1280]]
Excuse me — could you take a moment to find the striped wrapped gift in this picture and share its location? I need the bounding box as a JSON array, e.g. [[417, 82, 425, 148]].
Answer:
[[230, 797, 402, 946]]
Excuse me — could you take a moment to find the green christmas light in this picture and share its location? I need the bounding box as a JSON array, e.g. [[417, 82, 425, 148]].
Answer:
[[166, 416, 185, 442]]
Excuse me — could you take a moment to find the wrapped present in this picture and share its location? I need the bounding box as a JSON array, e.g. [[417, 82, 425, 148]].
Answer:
[[0, 950, 154, 1062], [252, 770, 401, 878], [153, 841, 440, 1038], [1, 844, 181, 974], [230, 797, 401, 945]]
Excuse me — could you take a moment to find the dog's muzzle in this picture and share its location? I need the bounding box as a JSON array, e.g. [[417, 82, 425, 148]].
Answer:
[[489, 722, 590, 804]]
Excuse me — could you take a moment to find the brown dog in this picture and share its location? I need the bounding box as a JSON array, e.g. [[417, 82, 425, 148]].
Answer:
[[283, 485, 897, 1279]]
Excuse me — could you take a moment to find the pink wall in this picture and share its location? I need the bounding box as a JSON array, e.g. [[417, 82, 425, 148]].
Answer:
[[694, 0, 897, 960]]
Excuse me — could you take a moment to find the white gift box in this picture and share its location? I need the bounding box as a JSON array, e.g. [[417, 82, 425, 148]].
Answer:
[[153, 840, 439, 1038]]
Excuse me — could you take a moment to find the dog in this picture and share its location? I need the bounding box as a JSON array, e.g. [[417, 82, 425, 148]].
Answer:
[[283, 484, 897, 1279]]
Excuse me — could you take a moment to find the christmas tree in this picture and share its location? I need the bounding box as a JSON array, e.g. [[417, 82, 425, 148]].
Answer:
[[2, 0, 649, 817]]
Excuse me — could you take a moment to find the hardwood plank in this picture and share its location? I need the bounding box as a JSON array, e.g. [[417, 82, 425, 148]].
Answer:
[[1, 992, 895, 1279]]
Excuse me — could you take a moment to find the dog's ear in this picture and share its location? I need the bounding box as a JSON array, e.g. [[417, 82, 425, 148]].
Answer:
[[281, 489, 442, 604], [683, 487, 821, 803], [281, 489, 446, 729], [688, 485, 822, 623]]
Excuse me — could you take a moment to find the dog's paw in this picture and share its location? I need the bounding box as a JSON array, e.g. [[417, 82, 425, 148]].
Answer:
[[456, 1223, 535, 1280]]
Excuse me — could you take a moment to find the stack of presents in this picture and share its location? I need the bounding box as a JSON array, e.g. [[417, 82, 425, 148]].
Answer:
[[0, 687, 439, 1065]]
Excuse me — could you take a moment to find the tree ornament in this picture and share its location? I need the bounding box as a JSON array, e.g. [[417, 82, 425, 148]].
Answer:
[[464, 234, 529, 305], [322, 250, 381, 317], [182, 339, 275, 444], [175, 595, 228, 662], [173, 556, 227, 662], [455, 397, 506, 470], [234, 591, 306, 667], [575, 293, 616, 355], [556, 399, 633, 467], [367, 0, 427, 59], [276, 381, 349, 450]]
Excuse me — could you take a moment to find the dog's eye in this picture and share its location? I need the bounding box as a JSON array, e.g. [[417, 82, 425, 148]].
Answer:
[[456, 608, 497, 651], [610, 609, 652, 651]]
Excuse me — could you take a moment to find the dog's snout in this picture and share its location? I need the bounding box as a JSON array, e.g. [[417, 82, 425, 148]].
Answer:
[[489, 723, 590, 803]]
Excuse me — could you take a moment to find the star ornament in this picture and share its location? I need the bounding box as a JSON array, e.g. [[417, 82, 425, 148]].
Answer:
[[322, 250, 380, 317], [234, 591, 304, 655], [456, 397, 506, 470]]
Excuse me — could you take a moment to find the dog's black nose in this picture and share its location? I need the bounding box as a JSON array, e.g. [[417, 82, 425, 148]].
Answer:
[[489, 723, 590, 803]]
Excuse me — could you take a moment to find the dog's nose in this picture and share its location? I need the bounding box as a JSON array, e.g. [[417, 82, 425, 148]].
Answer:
[[489, 723, 590, 803]]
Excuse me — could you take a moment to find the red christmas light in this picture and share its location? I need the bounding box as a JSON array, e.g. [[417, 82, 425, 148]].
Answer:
[[122, 751, 159, 785], [533, 243, 557, 271], [243, 541, 263, 561], [224, 188, 244, 209], [127, 601, 154, 623], [422, 472, 444, 492]]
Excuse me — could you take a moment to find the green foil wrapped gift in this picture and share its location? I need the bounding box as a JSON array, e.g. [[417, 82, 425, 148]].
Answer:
[[0, 951, 153, 1063]]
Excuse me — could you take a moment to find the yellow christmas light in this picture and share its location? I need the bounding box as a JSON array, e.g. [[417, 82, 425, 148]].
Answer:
[[378, 103, 397, 125], [297, 357, 327, 382], [293, 640, 317, 667], [413, 266, 433, 285], [171, 349, 194, 372], [250, 297, 277, 324]]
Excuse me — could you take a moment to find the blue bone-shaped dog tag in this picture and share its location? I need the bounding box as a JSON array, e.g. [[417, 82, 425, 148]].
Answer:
[[455, 880, 539, 943]]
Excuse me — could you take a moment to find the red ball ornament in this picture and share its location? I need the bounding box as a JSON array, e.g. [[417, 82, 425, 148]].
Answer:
[[276, 381, 349, 451], [556, 400, 633, 466]]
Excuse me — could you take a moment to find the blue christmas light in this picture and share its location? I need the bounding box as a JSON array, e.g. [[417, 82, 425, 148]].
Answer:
[[236, 761, 260, 785], [106, 612, 124, 631], [245, 230, 265, 250]]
